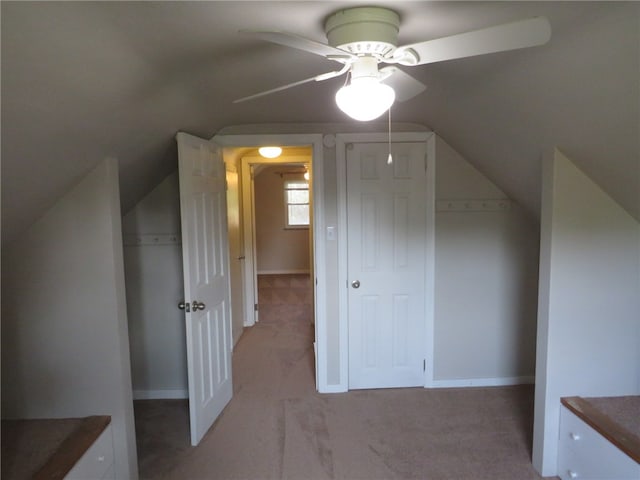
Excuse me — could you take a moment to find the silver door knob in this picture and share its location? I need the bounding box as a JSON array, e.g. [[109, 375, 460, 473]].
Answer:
[[192, 301, 206, 311], [178, 301, 186, 310], [351, 280, 360, 289]]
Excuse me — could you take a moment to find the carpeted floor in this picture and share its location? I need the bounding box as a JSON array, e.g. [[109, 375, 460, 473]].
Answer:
[[135, 274, 555, 479]]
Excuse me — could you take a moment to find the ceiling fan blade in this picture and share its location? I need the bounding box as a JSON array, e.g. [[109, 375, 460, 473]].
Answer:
[[233, 68, 347, 104], [240, 30, 354, 61], [380, 67, 427, 102], [395, 17, 551, 66]]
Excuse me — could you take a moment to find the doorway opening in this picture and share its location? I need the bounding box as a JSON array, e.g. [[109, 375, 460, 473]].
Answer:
[[216, 132, 327, 391], [252, 162, 314, 332], [238, 150, 314, 328], [219, 138, 324, 393]]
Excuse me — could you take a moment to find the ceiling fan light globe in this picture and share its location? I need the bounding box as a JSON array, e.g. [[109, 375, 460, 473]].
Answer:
[[335, 79, 395, 121]]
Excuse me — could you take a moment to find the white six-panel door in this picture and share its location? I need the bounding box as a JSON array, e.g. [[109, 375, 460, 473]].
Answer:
[[176, 132, 233, 445], [347, 142, 428, 389]]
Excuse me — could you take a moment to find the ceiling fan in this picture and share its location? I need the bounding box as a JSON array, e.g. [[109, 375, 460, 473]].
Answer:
[[234, 7, 551, 121]]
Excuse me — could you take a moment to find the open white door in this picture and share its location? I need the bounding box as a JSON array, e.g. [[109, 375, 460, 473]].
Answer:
[[176, 132, 233, 446], [347, 142, 428, 389]]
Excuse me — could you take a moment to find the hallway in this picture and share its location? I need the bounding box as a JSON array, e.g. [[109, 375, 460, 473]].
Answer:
[[256, 273, 314, 325]]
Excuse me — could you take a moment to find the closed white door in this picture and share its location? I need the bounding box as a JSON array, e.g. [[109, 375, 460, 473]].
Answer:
[[347, 142, 428, 389], [176, 132, 233, 445]]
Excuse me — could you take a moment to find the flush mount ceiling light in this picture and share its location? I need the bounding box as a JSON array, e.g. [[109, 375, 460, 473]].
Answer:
[[335, 57, 395, 121], [258, 146, 282, 158]]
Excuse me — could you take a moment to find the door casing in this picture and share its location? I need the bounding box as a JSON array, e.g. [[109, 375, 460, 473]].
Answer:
[[240, 152, 313, 326], [213, 133, 327, 392], [336, 132, 436, 390]]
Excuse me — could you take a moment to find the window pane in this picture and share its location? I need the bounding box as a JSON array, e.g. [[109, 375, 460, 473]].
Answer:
[[284, 178, 309, 227], [288, 205, 309, 225], [286, 181, 308, 189], [287, 190, 309, 204]]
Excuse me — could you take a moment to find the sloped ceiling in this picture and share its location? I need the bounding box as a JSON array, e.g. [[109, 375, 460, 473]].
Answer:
[[2, 1, 638, 244]]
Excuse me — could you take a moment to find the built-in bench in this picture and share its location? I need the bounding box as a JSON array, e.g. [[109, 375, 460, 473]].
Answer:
[[558, 396, 640, 480], [1, 415, 112, 480]]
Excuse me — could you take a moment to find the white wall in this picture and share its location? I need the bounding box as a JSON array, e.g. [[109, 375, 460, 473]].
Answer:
[[433, 137, 540, 385], [122, 171, 188, 399], [254, 165, 310, 274], [1, 158, 138, 480], [532, 149, 640, 476]]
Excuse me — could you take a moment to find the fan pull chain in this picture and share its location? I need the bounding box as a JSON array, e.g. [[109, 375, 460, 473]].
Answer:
[[387, 106, 393, 165]]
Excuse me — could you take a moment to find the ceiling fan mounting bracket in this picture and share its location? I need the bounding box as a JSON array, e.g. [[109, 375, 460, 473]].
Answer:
[[324, 7, 400, 59], [350, 56, 382, 81]]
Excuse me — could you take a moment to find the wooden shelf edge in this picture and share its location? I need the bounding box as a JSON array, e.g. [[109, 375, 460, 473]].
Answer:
[[32, 415, 111, 480], [561, 396, 640, 465]]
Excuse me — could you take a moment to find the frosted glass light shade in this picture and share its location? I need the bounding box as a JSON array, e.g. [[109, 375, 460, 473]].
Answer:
[[335, 78, 395, 121], [258, 146, 282, 158]]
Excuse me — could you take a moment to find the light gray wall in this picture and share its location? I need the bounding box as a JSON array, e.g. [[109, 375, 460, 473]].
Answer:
[[1, 158, 138, 480], [532, 149, 640, 477], [216, 124, 542, 390], [122, 171, 188, 399], [255, 165, 310, 274], [433, 137, 540, 384]]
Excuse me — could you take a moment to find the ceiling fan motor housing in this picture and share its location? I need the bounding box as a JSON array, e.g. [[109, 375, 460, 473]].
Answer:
[[324, 7, 400, 58]]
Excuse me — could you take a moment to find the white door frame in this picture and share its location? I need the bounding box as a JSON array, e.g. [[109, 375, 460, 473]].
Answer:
[[212, 133, 327, 392], [336, 132, 436, 389]]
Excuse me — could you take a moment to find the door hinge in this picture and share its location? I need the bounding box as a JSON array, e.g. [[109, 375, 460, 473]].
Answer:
[[254, 303, 258, 311], [423, 359, 426, 371]]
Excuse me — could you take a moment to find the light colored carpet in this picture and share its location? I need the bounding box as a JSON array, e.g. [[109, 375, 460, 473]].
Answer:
[[584, 396, 640, 438], [135, 274, 554, 479]]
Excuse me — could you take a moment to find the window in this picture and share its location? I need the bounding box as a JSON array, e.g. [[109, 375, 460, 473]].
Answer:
[[284, 179, 309, 228]]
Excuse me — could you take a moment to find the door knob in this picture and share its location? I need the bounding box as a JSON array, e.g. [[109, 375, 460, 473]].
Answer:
[[192, 301, 206, 311], [351, 280, 360, 289], [178, 301, 190, 312], [179, 301, 205, 312]]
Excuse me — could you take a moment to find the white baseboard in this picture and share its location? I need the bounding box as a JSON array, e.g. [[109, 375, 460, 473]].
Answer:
[[428, 375, 535, 389], [133, 389, 188, 400], [257, 269, 310, 275]]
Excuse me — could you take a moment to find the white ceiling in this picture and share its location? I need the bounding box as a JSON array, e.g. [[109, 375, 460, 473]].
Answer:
[[2, 1, 638, 243]]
